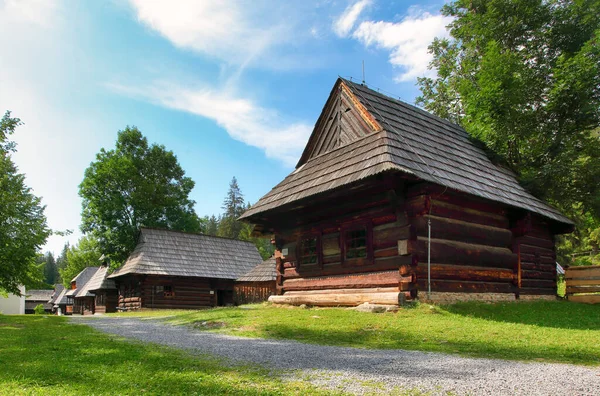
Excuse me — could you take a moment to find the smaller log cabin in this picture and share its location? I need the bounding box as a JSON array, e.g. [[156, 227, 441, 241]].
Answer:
[[76, 265, 118, 314], [108, 228, 262, 310], [240, 78, 574, 306], [234, 256, 277, 304], [68, 267, 99, 315], [48, 284, 65, 314], [24, 290, 53, 314], [51, 286, 69, 315]]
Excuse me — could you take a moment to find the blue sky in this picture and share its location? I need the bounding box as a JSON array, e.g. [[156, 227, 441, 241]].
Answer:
[[0, 0, 452, 255]]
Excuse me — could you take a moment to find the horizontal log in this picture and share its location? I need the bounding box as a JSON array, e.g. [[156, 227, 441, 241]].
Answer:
[[407, 185, 507, 215], [415, 264, 515, 282], [283, 271, 401, 292], [412, 215, 511, 248], [284, 255, 412, 279], [520, 253, 555, 265], [565, 267, 600, 279], [520, 279, 556, 289], [566, 285, 600, 294], [406, 195, 509, 228], [521, 270, 556, 280], [285, 287, 399, 295], [269, 291, 407, 306], [520, 261, 555, 272], [373, 225, 411, 250], [518, 287, 556, 295], [516, 235, 554, 250], [414, 237, 517, 269], [568, 294, 600, 304], [374, 247, 398, 259], [518, 244, 556, 257], [416, 279, 515, 293]]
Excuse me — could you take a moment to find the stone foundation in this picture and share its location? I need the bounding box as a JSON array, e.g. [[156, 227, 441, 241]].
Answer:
[[517, 294, 558, 301], [418, 292, 516, 305]]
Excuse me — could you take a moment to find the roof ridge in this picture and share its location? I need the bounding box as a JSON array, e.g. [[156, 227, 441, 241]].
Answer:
[[140, 227, 256, 245]]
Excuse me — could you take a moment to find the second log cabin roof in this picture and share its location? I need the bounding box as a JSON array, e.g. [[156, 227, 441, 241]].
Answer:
[[108, 228, 262, 280], [66, 267, 99, 298], [237, 256, 277, 282], [240, 78, 572, 228]]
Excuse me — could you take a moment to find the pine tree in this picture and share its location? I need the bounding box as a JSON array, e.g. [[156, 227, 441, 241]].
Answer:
[[42, 252, 57, 285], [55, 243, 69, 283], [218, 177, 245, 239], [206, 215, 219, 236]]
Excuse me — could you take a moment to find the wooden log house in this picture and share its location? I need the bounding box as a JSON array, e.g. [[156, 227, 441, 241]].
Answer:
[[239, 78, 574, 306], [234, 256, 277, 304], [24, 290, 53, 314], [76, 264, 118, 314], [108, 228, 262, 310], [67, 267, 99, 315]]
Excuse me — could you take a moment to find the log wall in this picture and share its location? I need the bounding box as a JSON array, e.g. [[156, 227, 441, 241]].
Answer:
[[234, 281, 276, 305], [94, 290, 118, 314], [405, 184, 518, 295]]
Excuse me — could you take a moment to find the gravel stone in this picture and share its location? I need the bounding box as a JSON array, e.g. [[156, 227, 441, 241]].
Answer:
[[73, 316, 600, 395]]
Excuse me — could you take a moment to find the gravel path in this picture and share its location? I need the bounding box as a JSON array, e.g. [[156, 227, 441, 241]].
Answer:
[[74, 316, 599, 395]]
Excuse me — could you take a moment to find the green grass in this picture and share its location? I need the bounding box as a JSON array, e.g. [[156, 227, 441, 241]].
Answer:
[[0, 315, 332, 395], [110, 301, 600, 366]]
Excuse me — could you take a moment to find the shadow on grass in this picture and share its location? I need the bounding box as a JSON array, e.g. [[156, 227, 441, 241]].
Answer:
[[443, 300, 600, 330]]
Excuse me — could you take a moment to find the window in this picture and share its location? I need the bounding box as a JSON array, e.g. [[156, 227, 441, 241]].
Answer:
[[163, 285, 174, 298], [298, 237, 318, 265], [345, 228, 367, 259], [66, 296, 73, 305], [96, 294, 105, 305]]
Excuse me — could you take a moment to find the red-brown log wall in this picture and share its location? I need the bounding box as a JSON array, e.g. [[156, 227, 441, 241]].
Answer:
[[234, 281, 276, 305]]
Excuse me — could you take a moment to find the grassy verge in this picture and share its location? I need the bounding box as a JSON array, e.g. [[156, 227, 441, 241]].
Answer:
[[110, 300, 600, 366], [0, 315, 331, 395]]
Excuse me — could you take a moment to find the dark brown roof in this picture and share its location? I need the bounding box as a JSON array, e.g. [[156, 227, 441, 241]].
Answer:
[[237, 256, 276, 282], [240, 78, 572, 227], [109, 228, 262, 280]]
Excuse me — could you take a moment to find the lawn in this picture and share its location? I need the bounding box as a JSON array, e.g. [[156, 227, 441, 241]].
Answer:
[[110, 300, 600, 366], [0, 315, 331, 395]]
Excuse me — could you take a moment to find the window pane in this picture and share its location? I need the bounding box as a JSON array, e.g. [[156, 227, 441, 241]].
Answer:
[[345, 227, 367, 260], [300, 237, 318, 265]]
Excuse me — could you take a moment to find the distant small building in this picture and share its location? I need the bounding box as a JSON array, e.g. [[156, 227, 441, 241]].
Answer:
[[0, 286, 25, 314], [24, 290, 53, 314], [78, 265, 118, 314], [235, 256, 277, 305], [48, 284, 65, 314], [108, 228, 262, 310], [67, 267, 99, 315]]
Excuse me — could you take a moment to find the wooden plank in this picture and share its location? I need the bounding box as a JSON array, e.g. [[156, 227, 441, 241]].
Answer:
[[373, 224, 411, 249], [566, 279, 600, 286], [416, 279, 514, 293], [519, 244, 556, 257], [414, 237, 517, 269], [565, 268, 600, 279], [520, 279, 556, 289], [566, 285, 600, 294], [285, 287, 398, 295], [517, 235, 555, 250], [414, 264, 514, 282], [568, 294, 600, 304]]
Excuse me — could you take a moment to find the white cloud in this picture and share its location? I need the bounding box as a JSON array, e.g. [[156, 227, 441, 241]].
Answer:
[[352, 10, 452, 81], [0, 0, 59, 27], [128, 0, 292, 68], [110, 82, 312, 167], [333, 0, 372, 37]]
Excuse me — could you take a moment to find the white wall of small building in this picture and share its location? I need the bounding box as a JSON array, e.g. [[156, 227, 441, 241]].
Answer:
[[0, 286, 26, 314]]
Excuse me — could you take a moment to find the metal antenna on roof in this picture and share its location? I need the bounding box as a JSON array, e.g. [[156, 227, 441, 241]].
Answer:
[[362, 60, 366, 85]]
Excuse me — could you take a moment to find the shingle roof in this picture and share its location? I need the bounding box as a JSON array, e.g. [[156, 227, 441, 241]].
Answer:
[[53, 288, 69, 306], [240, 78, 572, 227], [25, 290, 54, 302], [109, 228, 262, 280], [69, 267, 99, 298], [82, 266, 116, 292], [237, 256, 277, 282], [48, 284, 65, 304]]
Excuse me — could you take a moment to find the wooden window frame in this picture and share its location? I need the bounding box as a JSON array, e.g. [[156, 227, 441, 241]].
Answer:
[[341, 221, 373, 266], [163, 285, 175, 298], [296, 233, 322, 269]]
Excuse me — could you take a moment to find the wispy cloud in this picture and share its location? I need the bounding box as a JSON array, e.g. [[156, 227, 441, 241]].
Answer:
[[332, 0, 372, 38], [352, 9, 452, 82], [110, 82, 312, 167], [127, 0, 297, 69]]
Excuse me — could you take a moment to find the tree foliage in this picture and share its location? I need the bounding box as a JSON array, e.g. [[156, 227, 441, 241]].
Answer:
[[0, 111, 51, 295], [79, 126, 203, 266], [58, 236, 103, 287], [41, 251, 58, 286], [417, 0, 600, 262], [218, 177, 246, 239]]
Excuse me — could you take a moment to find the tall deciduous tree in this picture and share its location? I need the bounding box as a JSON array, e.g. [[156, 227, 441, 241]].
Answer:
[[0, 111, 50, 295], [58, 236, 103, 287], [79, 126, 202, 265], [218, 177, 245, 239], [417, 0, 600, 262]]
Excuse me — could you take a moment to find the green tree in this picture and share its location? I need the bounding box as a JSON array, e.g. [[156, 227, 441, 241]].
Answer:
[[79, 126, 202, 266], [206, 215, 219, 236], [218, 177, 245, 239], [417, 0, 600, 262], [55, 243, 69, 282], [42, 251, 58, 286], [59, 236, 103, 287], [0, 111, 51, 295]]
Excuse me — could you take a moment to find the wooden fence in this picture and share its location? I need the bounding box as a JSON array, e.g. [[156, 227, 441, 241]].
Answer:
[[565, 265, 600, 304], [234, 281, 276, 305]]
